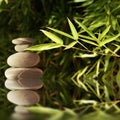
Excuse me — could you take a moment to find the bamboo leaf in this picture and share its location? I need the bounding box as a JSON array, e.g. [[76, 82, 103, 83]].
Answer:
[[41, 30, 63, 45], [99, 34, 120, 47], [116, 70, 120, 88], [75, 53, 97, 58], [26, 43, 62, 51], [75, 19, 98, 41], [47, 27, 75, 40], [98, 26, 111, 40], [81, 39, 98, 46], [64, 41, 77, 50], [79, 34, 98, 41], [67, 18, 78, 40]]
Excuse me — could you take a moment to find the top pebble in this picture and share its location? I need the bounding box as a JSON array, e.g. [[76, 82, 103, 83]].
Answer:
[[12, 38, 34, 45]]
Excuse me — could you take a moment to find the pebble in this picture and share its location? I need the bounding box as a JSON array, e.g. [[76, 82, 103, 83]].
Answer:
[[5, 67, 43, 79], [11, 112, 33, 120], [14, 106, 30, 114], [15, 44, 31, 52], [7, 52, 40, 67], [5, 79, 43, 90], [12, 38, 34, 45], [7, 90, 40, 106]]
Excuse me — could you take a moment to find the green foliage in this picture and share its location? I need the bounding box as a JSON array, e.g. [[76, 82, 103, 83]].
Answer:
[[27, 0, 120, 117]]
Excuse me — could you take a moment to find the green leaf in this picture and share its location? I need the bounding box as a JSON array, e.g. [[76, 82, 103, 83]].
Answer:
[[75, 19, 98, 41], [41, 30, 63, 45], [73, 0, 87, 3], [67, 18, 78, 40], [99, 34, 120, 47], [81, 111, 115, 120], [47, 27, 75, 40], [4, 0, 8, 4], [64, 41, 77, 50], [81, 39, 98, 46], [79, 34, 96, 41], [104, 86, 110, 102], [0, 0, 3, 5], [98, 26, 111, 40], [116, 70, 120, 88], [26, 43, 62, 51], [75, 53, 97, 58]]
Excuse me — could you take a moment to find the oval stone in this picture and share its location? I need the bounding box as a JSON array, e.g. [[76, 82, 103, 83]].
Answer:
[[14, 106, 30, 114], [7, 90, 40, 106], [7, 52, 40, 67], [11, 112, 32, 120], [5, 79, 43, 90], [15, 44, 31, 52], [5, 67, 43, 79], [12, 38, 34, 45]]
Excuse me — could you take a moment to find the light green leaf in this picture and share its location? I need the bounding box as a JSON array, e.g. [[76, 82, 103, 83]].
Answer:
[[4, 0, 8, 4], [81, 111, 115, 120], [116, 70, 120, 88], [104, 86, 110, 102], [76, 53, 97, 58], [75, 19, 98, 41], [67, 18, 78, 40], [81, 39, 98, 46], [88, 21, 105, 31], [64, 41, 77, 50], [111, 15, 117, 30], [74, 99, 97, 105], [79, 34, 97, 41], [73, 0, 87, 2], [0, 0, 3, 5], [26, 43, 62, 51], [47, 27, 75, 40], [98, 26, 111, 40], [104, 55, 110, 72], [99, 34, 120, 47], [41, 30, 63, 45]]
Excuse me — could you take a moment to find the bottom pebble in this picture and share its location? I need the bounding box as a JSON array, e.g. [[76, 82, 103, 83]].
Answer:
[[7, 90, 40, 106]]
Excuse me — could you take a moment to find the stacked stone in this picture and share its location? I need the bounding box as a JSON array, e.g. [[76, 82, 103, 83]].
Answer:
[[4, 38, 43, 119]]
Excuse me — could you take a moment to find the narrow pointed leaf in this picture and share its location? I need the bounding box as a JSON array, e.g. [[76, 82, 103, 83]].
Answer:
[[47, 27, 75, 40], [67, 18, 78, 40], [75, 19, 98, 41], [79, 34, 97, 41], [26, 43, 62, 51], [64, 41, 77, 50], [77, 53, 97, 58], [81, 39, 98, 46], [99, 34, 120, 47], [41, 30, 63, 45], [98, 26, 111, 40], [116, 70, 120, 88]]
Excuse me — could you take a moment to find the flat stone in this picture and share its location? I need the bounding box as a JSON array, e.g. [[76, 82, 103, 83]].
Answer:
[[7, 90, 40, 106], [15, 44, 31, 52], [5, 79, 43, 90], [12, 38, 34, 45], [5, 67, 43, 79], [7, 52, 40, 67], [14, 106, 30, 114]]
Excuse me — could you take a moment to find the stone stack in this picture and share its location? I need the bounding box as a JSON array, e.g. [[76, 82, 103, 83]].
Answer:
[[4, 38, 43, 119]]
